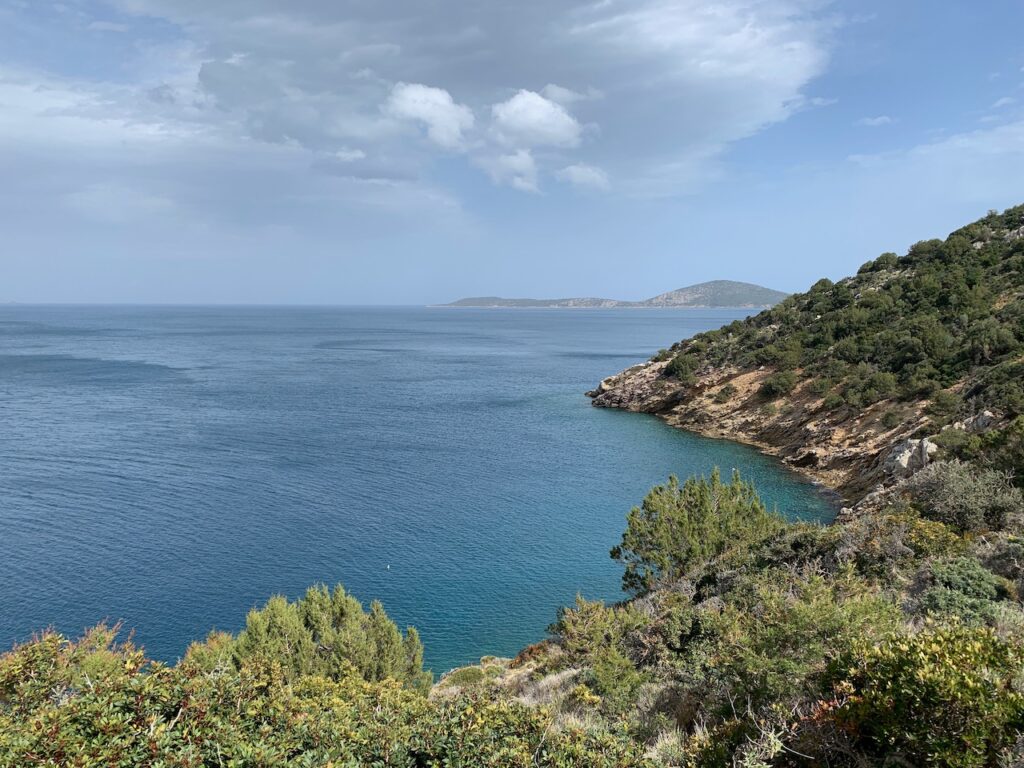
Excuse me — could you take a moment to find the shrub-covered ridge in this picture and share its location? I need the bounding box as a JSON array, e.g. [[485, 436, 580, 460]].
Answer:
[[591, 205, 1024, 498]]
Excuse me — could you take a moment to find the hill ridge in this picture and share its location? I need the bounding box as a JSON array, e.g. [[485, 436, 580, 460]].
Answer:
[[440, 279, 788, 308]]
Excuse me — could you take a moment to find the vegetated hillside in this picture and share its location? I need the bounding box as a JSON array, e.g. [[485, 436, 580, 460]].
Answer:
[[0, 586, 646, 766], [641, 280, 789, 308], [591, 205, 1024, 501], [441, 280, 789, 308]]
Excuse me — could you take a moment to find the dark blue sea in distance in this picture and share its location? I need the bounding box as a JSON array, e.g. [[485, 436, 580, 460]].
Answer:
[[0, 306, 837, 673]]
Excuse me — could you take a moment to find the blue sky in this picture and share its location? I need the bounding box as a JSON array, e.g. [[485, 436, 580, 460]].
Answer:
[[1, 0, 1022, 304]]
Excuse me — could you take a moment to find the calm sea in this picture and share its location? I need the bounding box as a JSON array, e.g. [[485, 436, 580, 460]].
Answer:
[[0, 306, 836, 673]]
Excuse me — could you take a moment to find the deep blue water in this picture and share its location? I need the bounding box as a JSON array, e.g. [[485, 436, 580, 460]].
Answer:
[[0, 306, 836, 673]]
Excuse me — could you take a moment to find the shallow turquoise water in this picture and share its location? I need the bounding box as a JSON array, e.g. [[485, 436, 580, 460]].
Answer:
[[0, 306, 836, 672]]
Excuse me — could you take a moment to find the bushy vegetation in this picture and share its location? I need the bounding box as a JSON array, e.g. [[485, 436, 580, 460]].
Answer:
[[836, 624, 1024, 766], [656, 205, 1024, 481], [903, 459, 1024, 533], [543, 467, 1024, 767], [610, 471, 783, 593], [0, 599, 646, 767], [227, 584, 432, 691]]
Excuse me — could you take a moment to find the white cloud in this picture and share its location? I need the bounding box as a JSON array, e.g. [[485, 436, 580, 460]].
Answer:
[[993, 96, 1016, 108], [476, 149, 539, 192], [556, 163, 610, 191], [857, 115, 893, 127], [4, 0, 838, 219], [385, 82, 475, 150], [491, 90, 582, 148], [92, 0, 834, 196], [540, 83, 600, 105]]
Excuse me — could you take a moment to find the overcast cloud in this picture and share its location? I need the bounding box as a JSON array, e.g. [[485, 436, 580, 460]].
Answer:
[[2, 0, 1023, 303]]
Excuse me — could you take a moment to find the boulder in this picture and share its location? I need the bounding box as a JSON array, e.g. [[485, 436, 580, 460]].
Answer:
[[965, 410, 996, 433], [883, 438, 938, 479]]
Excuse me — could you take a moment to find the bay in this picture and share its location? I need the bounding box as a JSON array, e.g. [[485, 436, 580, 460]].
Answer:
[[0, 306, 836, 672]]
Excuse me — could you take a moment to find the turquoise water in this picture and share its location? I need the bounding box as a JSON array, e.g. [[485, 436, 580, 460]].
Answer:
[[0, 306, 836, 672]]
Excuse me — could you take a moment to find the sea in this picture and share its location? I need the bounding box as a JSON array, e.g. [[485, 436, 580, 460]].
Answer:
[[0, 306, 837, 673]]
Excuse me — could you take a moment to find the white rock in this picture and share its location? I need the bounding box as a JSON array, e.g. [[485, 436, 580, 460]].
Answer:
[[883, 438, 938, 478]]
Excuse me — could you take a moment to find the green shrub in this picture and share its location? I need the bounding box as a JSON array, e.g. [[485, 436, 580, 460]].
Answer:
[[610, 470, 784, 593], [929, 390, 962, 419], [904, 460, 1024, 534], [442, 666, 486, 687], [918, 557, 1011, 625], [693, 569, 899, 714], [808, 377, 833, 397], [759, 371, 798, 399], [881, 410, 902, 430], [555, 596, 647, 664], [836, 506, 966, 579], [586, 645, 646, 716], [822, 392, 845, 411], [713, 383, 737, 403], [0, 628, 649, 768], [665, 352, 699, 384], [228, 583, 432, 690], [836, 625, 1024, 767]]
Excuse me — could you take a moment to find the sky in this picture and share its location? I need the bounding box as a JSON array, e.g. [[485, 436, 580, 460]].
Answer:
[[1, 1, 1023, 304]]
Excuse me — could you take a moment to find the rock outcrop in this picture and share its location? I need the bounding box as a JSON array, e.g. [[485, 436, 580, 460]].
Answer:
[[882, 438, 938, 479]]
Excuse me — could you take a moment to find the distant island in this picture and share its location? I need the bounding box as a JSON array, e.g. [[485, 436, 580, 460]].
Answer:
[[439, 279, 789, 308]]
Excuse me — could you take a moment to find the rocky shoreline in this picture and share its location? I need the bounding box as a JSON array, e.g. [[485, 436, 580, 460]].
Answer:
[[586, 357, 997, 512]]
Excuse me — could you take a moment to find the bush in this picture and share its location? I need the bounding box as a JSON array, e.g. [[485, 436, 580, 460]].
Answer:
[[809, 377, 833, 397], [760, 370, 798, 399], [822, 392, 845, 411], [227, 584, 432, 691], [0, 628, 649, 768], [610, 470, 784, 593], [665, 352, 699, 384], [929, 390, 962, 419], [904, 460, 1024, 534], [918, 557, 1011, 625], [835, 625, 1024, 767], [693, 569, 899, 714], [713, 383, 737, 403], [652, 348, 673, 362], [442, 666, 485, 687]]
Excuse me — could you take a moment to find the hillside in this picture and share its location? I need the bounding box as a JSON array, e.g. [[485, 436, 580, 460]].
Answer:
[[440, 280, 788, 308], [591, 206, 1024, 502]]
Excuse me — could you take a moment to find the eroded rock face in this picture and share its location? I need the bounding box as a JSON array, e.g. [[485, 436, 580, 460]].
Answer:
[[589, 358, 939, 503], [588, 361, 673, 411], [882, 438, 938, 479]]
